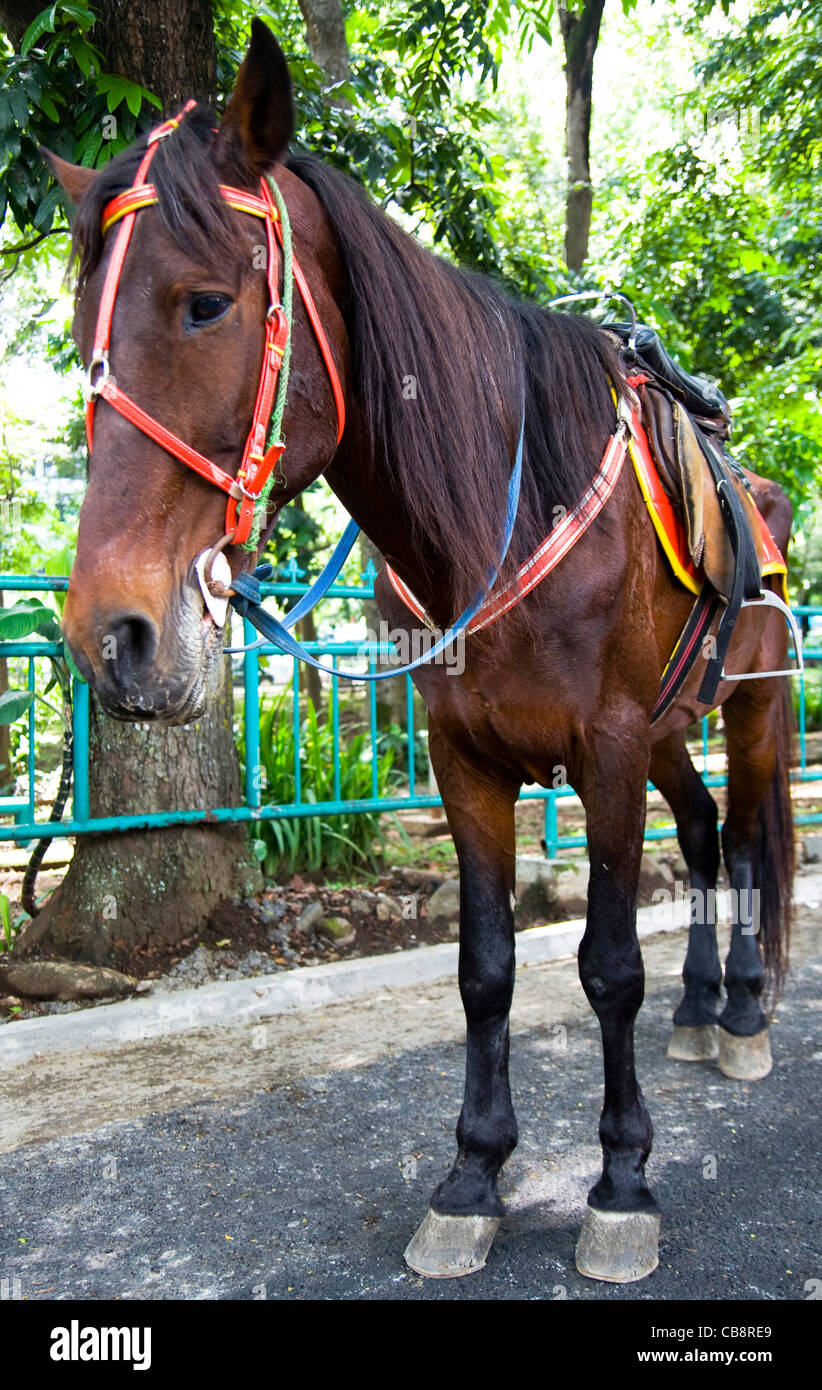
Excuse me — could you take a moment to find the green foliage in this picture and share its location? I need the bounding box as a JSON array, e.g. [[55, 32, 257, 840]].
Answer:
[[0, 2, 160, 236], [246, 691, 395, 879], [0, 596, 70, 737], [795, 669, 822, 734], [0, 890, 12, 950]]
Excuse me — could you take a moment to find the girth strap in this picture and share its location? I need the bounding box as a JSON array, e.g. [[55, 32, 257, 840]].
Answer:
[[695, 431, 762, 706]]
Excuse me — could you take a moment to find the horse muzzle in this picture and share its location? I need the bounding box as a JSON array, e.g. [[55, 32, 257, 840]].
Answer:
[[62, 590, 225, 725]]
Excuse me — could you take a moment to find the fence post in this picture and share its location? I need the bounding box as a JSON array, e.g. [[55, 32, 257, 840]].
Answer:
[[243, 619, 261, 809], [72, 678, 90, 822]]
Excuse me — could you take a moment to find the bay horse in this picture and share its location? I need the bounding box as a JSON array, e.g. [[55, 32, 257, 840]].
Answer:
[[50, 21, 794, 1282]]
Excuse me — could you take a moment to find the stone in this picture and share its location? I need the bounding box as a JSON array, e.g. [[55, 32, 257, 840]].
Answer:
[[296, 901, 325, 933], [514, 855, 558, 921], [375, 893, 402, 921], [426, 878, 460, 924], [392, 867, 446, 891], [349, 896, 373, 916], [802, 835, 822, 865], [316, 916, 356, 946], [0, 959, 138, 1002], [552, 866, 589, 918], [637, 853, 675, 898]]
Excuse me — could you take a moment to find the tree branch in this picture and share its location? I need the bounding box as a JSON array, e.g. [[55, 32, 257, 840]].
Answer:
[[0, 227, 70, 256]]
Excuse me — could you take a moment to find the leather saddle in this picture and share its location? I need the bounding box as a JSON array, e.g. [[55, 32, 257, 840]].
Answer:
[[604, 323, 763, 605]]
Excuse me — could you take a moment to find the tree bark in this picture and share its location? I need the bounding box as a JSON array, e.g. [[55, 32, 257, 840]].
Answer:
[[95, 0, 217, 109], [297, 0, 350, 83], [359, 533, 406, 728], [0, 0, 42, 51], [0, 0, 217, 108], [16, 658, 259, 963], [559, 0, 607, 273]]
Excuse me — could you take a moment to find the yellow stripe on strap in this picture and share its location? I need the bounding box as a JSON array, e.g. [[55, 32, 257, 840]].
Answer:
[[101, 184, 276, 235]]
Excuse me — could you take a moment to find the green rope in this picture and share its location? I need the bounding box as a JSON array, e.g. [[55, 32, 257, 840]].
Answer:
[[243, 173, 294, 553]]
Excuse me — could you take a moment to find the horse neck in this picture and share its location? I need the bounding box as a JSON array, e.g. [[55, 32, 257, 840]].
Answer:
[[325, 432, 458, 621]]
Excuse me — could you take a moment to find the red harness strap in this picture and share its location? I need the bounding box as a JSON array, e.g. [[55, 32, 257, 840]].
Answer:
[[85, 103, 345, 548]]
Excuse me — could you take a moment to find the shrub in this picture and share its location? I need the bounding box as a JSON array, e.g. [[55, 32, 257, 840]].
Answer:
[[245, 691, 395, 880]]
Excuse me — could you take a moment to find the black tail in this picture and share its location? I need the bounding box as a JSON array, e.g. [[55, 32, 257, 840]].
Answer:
[[758, 679, 795, 1003]]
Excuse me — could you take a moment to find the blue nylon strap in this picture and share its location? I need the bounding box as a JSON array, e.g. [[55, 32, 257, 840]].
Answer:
[[281, 519, 361, 630], [225, 410, 524, 679]]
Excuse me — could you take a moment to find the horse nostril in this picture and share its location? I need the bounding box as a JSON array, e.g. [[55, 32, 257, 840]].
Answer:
[[102, 612, 159, 690]]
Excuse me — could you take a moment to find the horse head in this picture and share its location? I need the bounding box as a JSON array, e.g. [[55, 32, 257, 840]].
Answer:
[[49, 21, 346, 723]]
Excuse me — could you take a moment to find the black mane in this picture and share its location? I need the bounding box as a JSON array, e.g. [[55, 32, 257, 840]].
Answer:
[[289, 155, 620, 613]]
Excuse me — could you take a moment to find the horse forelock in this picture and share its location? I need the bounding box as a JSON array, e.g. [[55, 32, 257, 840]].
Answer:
[[71, 107, 246, 293]]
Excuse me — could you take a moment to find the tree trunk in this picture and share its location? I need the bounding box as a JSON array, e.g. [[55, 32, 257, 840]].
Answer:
[[297, 0, 350, 83], [95, 0, 217, 108], [0, 0, 42, 50], [559, 0, 606, 273], [16, 658, 259, 963], [360, 533, 406, 728], [0, 0, 217, 107], [10, 0, 258, 964]]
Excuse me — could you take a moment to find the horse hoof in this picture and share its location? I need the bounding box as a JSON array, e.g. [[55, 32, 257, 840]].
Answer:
[[575, 1206, 660, 1283], [718, 1026, 772, 1080], [404, 1209, 500, 1279], [667, 1023, 719, 1061]]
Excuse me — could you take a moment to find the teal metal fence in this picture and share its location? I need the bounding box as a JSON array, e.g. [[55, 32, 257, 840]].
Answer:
[[1, 573, 820, 857]]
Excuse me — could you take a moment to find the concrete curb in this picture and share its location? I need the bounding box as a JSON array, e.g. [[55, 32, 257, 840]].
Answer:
[[3, 872, 821, 1066]]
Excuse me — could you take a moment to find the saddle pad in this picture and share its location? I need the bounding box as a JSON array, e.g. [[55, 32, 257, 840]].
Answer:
[[629, 416, 788, 600]]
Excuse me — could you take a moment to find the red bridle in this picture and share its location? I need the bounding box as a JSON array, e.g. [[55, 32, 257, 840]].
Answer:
[[84, 101, 345, 549]]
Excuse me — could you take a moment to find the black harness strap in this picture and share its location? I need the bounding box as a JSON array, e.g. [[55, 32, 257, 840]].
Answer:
[[694, 430, 762, 706], [651, 585, 723, 725]]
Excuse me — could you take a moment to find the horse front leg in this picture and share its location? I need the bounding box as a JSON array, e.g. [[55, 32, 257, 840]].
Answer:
[[574, 716, 660, 1283], [404, 725, 520, 1278]]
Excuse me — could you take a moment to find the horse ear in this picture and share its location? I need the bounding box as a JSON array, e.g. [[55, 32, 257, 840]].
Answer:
[[41, 148, 99, 205], [216, 20, 294, 182]]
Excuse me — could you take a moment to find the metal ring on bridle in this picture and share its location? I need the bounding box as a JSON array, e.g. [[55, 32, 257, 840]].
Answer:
[[204, 530, 237, 595], [84, 350, 111, 402]]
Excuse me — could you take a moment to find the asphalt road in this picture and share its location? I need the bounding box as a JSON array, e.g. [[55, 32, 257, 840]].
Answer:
[[2, 917, 821, 1302]]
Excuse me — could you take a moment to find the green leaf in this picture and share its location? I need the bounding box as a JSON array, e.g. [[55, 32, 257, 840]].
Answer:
[[61, 3, 96, 28], [106, 80, 127, 113], [33, 183, 60, 230], [38, 93, 59, 122], [69, 35, 94, 79], [0, 892, 11, 947], [62, 644, 87, 685], [0, 690, 35, 724], [20, 8, 56, 56], [9, 85, 29, 128], [0, 599, 52, 640], [125, 84, 141, 118]]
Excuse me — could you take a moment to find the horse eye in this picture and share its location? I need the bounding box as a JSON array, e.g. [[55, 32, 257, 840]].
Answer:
[[188, 293, 232, 326]]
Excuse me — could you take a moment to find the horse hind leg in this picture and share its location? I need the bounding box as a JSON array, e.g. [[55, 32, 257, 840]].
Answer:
[[649, 731, 722, 1061], [716, 679, 794, 1081]]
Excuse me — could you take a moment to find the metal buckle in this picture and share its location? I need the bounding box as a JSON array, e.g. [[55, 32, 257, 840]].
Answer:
[[84, 350, 111, 402]]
